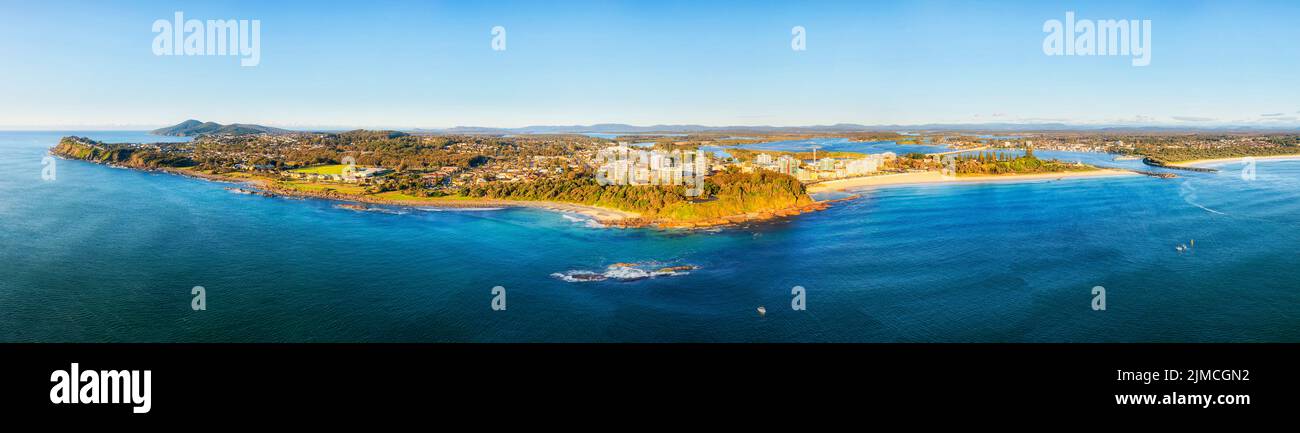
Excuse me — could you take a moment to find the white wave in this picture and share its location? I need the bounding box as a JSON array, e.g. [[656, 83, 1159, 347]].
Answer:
[[334, 204, 408, 215], [418, 207, 505, 212], [602, 266, 652, 281], [561, 214, 606, 228]]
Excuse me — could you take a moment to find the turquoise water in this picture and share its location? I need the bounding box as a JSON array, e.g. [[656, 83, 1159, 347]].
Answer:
[[2, 131, 1299, 342]]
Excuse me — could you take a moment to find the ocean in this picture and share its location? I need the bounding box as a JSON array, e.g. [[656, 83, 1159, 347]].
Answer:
[[2, 131, 1298, 342]]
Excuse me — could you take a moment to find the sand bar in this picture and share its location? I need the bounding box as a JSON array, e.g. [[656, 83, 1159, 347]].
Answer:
[[1170, 154, 1300, 168]]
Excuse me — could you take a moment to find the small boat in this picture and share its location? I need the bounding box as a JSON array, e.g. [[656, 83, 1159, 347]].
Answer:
[[1176, 244, 1187, 252], [757, 306, 767, 317]]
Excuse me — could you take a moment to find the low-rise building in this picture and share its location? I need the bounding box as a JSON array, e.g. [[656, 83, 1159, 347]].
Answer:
[[342, 167, 392, 182]]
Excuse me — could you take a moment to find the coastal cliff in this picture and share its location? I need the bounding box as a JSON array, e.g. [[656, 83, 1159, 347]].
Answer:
[[458, 168, 823, 228], [51, 137, 195, 169]]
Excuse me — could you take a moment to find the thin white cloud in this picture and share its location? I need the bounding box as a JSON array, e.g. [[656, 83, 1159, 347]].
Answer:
[[1172, 116, 1215, 122]]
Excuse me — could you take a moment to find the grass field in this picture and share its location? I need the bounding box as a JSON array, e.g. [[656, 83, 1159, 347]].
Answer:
[[218, 171, 263, 180], [275, 180, 369, 195], [371, 191, 477, 202]]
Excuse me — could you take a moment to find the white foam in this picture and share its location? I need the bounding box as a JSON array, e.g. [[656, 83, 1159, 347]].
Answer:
[[602, 266, 651, 281], [419, 207, 505, 212], [550, 271, 606, 282], [560, 213, 608, 228], [553, 263, 697, 283]]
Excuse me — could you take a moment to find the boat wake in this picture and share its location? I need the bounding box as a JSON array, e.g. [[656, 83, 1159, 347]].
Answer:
[[551, 262, 698, 282], [1191, 203, 1227, 215]]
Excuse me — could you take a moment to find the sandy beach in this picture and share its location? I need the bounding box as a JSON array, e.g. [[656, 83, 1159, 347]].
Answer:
[[1171, 154, 1300, 168], [512, 201, 642, 223], [293, 192, 641, 223], [807, 169, 1136, 193]]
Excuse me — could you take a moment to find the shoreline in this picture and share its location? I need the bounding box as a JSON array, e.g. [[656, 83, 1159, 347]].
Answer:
[[262, 186, 645, 225], [155, 166, 643, 224], [1170, 154, 1300, 168], [172, 167, 832, 229], [807, 169, 1136, 193]]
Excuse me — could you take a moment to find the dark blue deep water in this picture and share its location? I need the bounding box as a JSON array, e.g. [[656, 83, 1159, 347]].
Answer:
[[2, 132, 1298, 342]]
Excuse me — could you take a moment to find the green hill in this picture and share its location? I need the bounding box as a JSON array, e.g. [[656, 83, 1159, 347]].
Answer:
[[151, 119, 289, 136]]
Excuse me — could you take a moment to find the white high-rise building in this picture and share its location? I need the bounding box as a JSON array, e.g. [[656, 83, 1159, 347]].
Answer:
[[596, 146, 709, 187]]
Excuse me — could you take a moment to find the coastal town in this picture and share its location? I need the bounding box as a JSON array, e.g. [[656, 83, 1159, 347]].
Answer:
[[54, 127, 918, 194], [50, 121, 1300, 227], [55, 129, 968, 197]]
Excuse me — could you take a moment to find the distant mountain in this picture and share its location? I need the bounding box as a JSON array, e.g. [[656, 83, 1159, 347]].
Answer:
[[151, 120, 290, 136]]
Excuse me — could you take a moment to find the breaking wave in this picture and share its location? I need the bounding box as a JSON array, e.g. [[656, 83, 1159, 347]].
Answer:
[[551, 262, 698, 282], [417, 207, 506, 212], [334, 204, 409, 215], [561, 214, 605, 228]]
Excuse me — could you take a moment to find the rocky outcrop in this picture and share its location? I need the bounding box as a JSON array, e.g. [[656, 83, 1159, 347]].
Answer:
[[635, 201, 833, 229]]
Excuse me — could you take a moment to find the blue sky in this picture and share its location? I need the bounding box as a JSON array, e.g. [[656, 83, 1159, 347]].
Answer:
[[2, 0, 1298, 129]]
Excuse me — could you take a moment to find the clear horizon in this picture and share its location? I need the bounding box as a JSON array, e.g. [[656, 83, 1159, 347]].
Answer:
[[4, 0, 1300, 129]]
